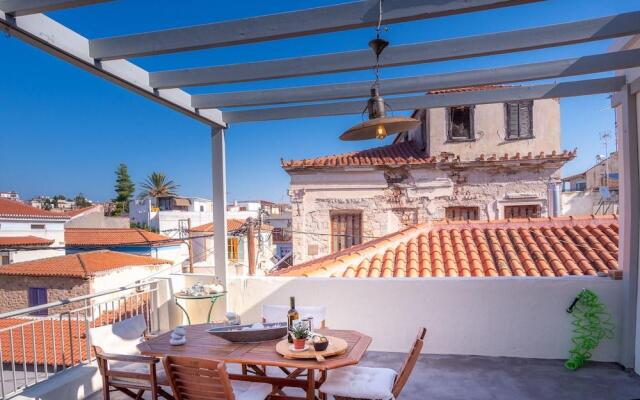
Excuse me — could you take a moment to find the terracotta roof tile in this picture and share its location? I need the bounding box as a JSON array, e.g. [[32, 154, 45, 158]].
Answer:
[[0, 236, 54, 247], [281, 141, 575, 170], [65, 228, 178, 247], [0, 250, 170, 278], [0, 294, 150, 366], [0, 198, 69, 220], [274, 215, 619, 279]]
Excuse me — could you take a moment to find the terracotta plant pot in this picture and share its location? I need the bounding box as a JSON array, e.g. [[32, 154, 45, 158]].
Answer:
[[293, 338, 306, 350]]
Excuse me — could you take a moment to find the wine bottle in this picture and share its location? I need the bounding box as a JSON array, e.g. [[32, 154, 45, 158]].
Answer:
[[287, 296, 299, 343]]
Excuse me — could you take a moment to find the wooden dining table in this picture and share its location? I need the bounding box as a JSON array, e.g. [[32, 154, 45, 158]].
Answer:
[[138, 324, 372, 400]]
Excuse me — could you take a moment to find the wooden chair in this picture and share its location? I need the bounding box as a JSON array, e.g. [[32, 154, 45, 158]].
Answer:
[[320, 327, 427, 400], [88, 315, 174, 400], [163, 356, 272, 400]]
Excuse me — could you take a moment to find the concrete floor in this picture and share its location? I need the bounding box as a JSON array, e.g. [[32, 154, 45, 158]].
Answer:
[[91, 353, 640, 400]]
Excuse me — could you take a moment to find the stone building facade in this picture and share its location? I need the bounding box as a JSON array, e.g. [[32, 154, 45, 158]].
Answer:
[[282, 96, 574, 263]]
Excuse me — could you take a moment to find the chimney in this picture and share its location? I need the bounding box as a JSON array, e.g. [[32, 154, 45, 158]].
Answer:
[[547, 179, 562, 217]]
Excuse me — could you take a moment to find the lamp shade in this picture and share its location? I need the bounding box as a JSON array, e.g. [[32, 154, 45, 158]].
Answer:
[[340, 116, 420, 141]]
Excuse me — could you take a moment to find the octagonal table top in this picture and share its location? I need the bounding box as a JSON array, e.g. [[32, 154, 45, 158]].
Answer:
[[138, 325, 372, 371]]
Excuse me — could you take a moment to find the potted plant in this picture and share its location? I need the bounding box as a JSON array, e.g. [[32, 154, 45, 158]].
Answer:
[[290, 323, 310, 350]]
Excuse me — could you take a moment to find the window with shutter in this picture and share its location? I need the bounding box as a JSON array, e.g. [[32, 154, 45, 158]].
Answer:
[[330, 211, 363, 252], [28, 287, 48, 316], [227, 237, 239, 262], [506, 101, 533, 139], [445, 207, 480, 221], [447, 106, 474, 140], [504, 205, 541, 218]]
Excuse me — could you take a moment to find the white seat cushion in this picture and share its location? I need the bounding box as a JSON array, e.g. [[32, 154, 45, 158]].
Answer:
[[321, 366, 397, 400], [88, 315, 147, 356], [232, 381, 272, 400]]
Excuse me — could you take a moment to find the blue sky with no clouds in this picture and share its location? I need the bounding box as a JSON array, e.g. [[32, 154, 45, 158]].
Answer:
[[0, 0, 635, 203]]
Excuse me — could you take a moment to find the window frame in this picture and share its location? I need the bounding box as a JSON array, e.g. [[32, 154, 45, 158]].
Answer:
[[505, 101, 534, 140], [330, 210, 363, 252], [446, 105, 475, 141], [227, 236, 240, 263], [28, 287, 48, 316], [504, 204, 541, 219], [445, 206, 480, 221]]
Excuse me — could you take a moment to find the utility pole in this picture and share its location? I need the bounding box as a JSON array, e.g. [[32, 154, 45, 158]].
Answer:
[[600, 130, 611, 188]]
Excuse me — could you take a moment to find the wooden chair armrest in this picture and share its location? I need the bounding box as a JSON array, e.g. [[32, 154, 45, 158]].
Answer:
[[97, 352, 159, 364]]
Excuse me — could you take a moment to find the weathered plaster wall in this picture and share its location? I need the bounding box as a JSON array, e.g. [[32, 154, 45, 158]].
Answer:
[[290, 166, 554, 263], [426, 99, 560, 160]]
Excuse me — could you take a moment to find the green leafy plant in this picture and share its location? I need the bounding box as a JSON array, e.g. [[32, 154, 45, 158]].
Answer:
[[290, 323, 310, 340]]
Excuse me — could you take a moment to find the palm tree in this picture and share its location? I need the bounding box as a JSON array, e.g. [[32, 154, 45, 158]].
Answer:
[[138, 172, 179, 201]]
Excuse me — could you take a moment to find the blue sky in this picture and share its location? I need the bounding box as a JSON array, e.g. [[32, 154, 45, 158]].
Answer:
[[0, 0, 635, 203]]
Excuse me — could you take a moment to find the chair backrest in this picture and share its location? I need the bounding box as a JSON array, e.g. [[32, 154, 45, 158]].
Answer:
[[88, 314, 147, 356], [262, 304, 326, 329], [392, 327, 426, 398], [163, 355, 235, 400]]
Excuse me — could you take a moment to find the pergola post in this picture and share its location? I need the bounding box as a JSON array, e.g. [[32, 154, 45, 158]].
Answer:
[[617, 83, 639, 369], [212, 127, 228, 312]]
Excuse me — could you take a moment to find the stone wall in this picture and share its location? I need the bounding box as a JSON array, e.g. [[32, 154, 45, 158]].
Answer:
[[0, 276, 90, 315], [290, 166, 554, 263]]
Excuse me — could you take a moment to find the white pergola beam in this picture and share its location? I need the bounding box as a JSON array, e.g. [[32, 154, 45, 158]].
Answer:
[[0, 0, 111, 16], [193, 49, 640, 109], [0, 12, 225, 128], [151, 12, 640, 89], [212, 128, 228, 312], [89, 0, 542, 60], [222, 77, 626, 123]]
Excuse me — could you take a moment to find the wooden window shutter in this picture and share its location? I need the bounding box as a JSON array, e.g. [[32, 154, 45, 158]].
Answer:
[[506, 102, 520, 138], [331, 212, 362, 252], [518, 102, 532, 137]]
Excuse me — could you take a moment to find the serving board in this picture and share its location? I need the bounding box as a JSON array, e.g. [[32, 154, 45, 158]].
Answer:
[[276, 336, 348, 360]]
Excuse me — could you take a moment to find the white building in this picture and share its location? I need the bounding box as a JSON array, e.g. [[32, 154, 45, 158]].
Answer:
[[0, 191, 20, 201], [0, 198, 68, 264], [129, 196, 214, 238]]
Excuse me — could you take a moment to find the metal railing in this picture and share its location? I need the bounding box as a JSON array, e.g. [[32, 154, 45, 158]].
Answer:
[[0, 280, 161, 399]]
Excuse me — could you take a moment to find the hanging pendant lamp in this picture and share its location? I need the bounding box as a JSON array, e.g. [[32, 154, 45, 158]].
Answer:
[[339, 2, 420, 141]]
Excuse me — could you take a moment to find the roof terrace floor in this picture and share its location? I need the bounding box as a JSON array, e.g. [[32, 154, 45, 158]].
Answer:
[[90, 352, 640, 399]]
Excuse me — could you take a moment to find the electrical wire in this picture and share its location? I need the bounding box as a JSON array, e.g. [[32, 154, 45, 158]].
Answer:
[[564, 289, 614, 370]]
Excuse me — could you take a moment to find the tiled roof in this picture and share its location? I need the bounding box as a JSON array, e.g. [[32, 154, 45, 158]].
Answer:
[[273, 215, 619, 278], [0, 198, 70, 220], [0, 236, 54, 247], [0, 250, 170, 278], [0, 294, 150, 366], [65, 228, 179, 247], [281, 141, 576, 170], [191, 219, 274, 233]]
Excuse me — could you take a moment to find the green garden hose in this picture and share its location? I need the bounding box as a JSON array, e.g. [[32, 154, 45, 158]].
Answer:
[[565, 289, 614, 371]]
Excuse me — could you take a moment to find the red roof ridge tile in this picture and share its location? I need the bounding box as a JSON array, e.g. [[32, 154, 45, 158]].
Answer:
[[281, 141, 575, 170]]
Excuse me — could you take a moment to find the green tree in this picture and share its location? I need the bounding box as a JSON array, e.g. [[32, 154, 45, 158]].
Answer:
[[138, 172, 179, 202], [113, 163, 135, 215], [74, 193, 91, 208]]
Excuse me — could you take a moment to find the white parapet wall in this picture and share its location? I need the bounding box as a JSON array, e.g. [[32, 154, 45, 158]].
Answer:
[[228, 276, 623, 362]]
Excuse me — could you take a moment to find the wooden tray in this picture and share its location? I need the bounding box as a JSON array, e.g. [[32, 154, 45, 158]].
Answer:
[[276, 336, 348, 361]]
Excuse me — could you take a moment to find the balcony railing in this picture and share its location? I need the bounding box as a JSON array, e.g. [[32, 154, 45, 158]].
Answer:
[[0, 281, 160, 399]]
